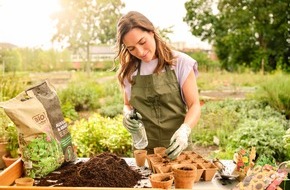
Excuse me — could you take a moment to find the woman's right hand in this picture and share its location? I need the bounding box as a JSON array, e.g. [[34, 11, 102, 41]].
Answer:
[[123, 110, 142, 134]]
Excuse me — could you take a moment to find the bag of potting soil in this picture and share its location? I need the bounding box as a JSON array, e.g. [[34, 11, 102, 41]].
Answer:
[[0, 80, 77, 178]]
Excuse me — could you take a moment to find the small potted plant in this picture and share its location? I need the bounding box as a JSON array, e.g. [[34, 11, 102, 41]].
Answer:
[[2, 123, 20, 167], [0, 111, 10, 169]]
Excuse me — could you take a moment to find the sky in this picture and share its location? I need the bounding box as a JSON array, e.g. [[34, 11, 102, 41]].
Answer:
[[0, 0, 211, 49]]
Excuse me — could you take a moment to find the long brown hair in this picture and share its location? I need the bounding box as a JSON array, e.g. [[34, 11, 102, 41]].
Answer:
[[115, 11, 175, 86]]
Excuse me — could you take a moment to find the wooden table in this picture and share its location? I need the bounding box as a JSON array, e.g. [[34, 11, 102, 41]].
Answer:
[[0, 158, 239, 189]]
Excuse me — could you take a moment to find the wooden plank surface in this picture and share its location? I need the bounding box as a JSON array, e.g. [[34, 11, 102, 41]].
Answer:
[[0, 158, 23, 186]]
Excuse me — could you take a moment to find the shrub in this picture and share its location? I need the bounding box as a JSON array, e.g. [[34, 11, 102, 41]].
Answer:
[[253, 73, 290, 119], [193, 99, 290, 163], [98, 80, 124, 117], [60, 102, 79, 123], [0, 110, 13, 142], [187, 51, 221, 72], [69, 114, 132, 157], [192, 99, 240, 147], [0, 74, 29, 101], [58, 81, 103, 112], [99, 104, 123, 118], [98, 79, 123, 117], [227, 118, 288, 165]]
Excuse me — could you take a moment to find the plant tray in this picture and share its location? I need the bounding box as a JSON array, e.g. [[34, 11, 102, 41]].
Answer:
[[0, 157, 23, 186]]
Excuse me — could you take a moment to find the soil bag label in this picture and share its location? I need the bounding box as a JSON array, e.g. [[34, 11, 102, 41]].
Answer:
[[0, 80, 77, 178]]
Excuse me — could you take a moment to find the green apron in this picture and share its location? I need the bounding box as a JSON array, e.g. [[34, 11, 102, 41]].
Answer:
[[130, 64, 191, 154]]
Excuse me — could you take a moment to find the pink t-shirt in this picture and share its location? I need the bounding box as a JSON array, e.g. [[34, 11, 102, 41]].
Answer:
[[124, 50, 198, 102]]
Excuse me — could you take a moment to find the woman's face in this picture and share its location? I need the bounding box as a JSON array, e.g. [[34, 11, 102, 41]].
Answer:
[[123, 28, 157, 63]]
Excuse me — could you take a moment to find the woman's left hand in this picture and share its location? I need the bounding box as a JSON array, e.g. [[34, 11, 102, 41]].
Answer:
[[165, 123, 191, 160]]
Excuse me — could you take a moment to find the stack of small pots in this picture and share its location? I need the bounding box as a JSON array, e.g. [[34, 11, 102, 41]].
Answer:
[[148, 147, 218, 189]]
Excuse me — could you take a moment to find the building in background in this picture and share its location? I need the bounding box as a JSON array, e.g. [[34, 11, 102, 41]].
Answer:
[[71, 45, 115, 71], [70, 41, 217, 70]]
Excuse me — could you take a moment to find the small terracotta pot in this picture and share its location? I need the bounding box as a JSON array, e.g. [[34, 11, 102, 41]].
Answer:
[[179, 159, 193, 164], [146, 154, 157, 170], [192, 163, 205, 182], [203, 163, 218, 181], [175, 154, 187, 162], [172, 163, 197, 189], [158, 164, 172, 174], [187, 154, 198, 160], [149, 173, 174, 189], [15, 177, 34, 186], [134, 149, 147, 167], [0, 142, 8, 169], [2, 153, 19, 168], [153, 162, 164, 173], [153, 147, 166, 158], [150, 156, 163, 173]]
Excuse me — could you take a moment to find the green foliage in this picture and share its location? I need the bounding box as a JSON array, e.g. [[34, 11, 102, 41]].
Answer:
[[1, 48, 72, 72], [60, 102, 79, 123], [58, 71, 121, 120], [157, 26, 174, 42], [69, 114, 132, 157], [255, 155, 277, 167], [187, 51, 221, 72], [197, 71, 269, 91], [227, 119, 288, 164], [184, 0, 289, 72], [283, 128, 290, 156], [6, 123, 19, 158], [192, 101, 240, 147], [0, 110, 13, 142], [23, 134, 64, 178], [58, 80, 103, 112], [98, 79, 123, 117], [193, 99, 290, 163], [253, 73, 290, 119], [0, 75, 26, 152], [99, 104, 123, 118], [0, 49, 22, 72], [0, 74, 29, 101]]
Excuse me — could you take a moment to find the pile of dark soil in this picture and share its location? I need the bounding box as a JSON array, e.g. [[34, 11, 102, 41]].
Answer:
[[35, 152, 142, 187]]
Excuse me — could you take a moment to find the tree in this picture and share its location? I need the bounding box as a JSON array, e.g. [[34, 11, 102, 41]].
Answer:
[[51, 0, 124, 74], [157, 26, 174, 42], [184, 0, 289, 72]]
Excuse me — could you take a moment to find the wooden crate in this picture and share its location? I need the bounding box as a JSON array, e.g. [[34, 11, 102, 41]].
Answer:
[[0, 157, 23, 186]]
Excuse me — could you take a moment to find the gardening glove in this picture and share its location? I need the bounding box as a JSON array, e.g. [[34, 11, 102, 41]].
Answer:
[[123, 109, 143, 134], [165, 123, 191, 160]]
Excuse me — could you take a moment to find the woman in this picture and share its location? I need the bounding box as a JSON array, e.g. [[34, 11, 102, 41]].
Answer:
[[115, 11, 201, 160]]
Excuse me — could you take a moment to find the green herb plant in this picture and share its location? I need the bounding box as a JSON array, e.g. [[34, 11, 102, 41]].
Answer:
[[6, 123, 19, 158], [22, 134, 64, 178]]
